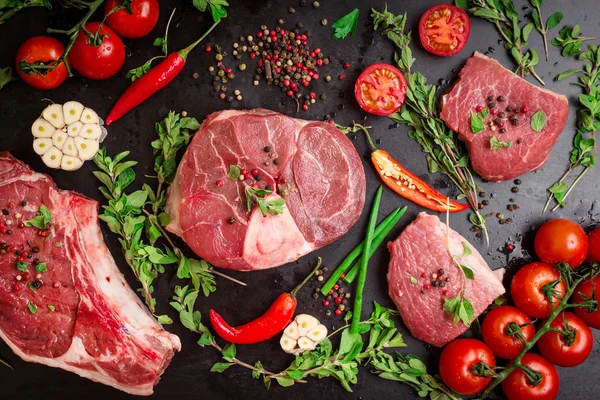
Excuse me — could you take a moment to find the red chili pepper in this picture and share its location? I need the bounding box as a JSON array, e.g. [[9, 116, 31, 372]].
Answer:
[[361, 127, 469, 213], [209, 260, 321, 345], [105, 20, 220, 125]]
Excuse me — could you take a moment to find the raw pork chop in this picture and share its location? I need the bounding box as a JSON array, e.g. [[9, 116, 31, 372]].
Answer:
[[0, 153, 180, 396], [440, 52, 569, 181], [166, 109, 366, 271], [387, 213, 505, 347]]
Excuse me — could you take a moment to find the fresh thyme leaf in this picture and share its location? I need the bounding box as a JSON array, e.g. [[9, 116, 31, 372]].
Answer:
[[35, 262, 47, 272], [545, 12, 563, 30], [410, 275, 418, 285], [211, 362, 233, 373], [0, 66, 17, 90], [47, 305, 55, 312], [462, 242, 471, 257], [471, 113, 485, 133], [54, 241, 63, 247], [332, 8, 360, 40], [227, 165, 241, 180], [28, 302, 37, 314], [555, 68, 583, 81], [552, 25, 594, 57], [15, 261, 28, 272], [23, 204, 52, 229], [490, 136, 512, 150], [530, 110, 547, 132], [461, 265, 475, 280]]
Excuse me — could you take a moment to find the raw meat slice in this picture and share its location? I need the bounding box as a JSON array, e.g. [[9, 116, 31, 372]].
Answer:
[[166, 109, 366, 271], [387, 212, 505, 347], [440, 52, 569, 181], [0, 153, 180, 396]]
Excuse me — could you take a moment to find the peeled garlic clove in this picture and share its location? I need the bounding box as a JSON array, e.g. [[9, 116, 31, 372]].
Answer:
[[62, 137, 78, 157], [31, 118, 55, 138], [283, 321, 300, 340], [306, 324, 328, 343], [33, 138, 53, 155], [297, 337, 316, 352], [52, 129, 67, 150], [296, 314, 320, 336], [280, 334, 297, 354], [80, 123, 101, 140], [80, 107, 99, 124], [67, 121, 83, 137], [60, 155, 83, 171], [63, 101, 84, 125], [41, 147, 62, 169], [74, 136, 99, 160], [42, 104, 65, 129]]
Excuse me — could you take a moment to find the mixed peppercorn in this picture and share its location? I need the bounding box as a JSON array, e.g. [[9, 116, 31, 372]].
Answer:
[[474, 94, 531, 137], [311, 265, 350, 317]]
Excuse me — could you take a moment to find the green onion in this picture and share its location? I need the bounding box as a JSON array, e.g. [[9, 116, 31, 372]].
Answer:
[[320, 207, 402, 296], [343, 206, 407, 284], [351, 185, 383, 333]]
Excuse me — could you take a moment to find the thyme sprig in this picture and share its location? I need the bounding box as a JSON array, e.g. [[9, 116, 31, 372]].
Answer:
[[0, 0, 51, 25], [371, 6, 489, 244], [552, 25, 595, 57], [529, 0, 563, 61], [0, 66, 16, 91]]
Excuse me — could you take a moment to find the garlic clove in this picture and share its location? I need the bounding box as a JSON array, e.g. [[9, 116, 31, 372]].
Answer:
[[74, 137, 99, 160], [31, 118, 55, 138], [80, 107, 99, 124], [63, 101, 84, 125], [280, 334, 298, 354], [62, 137, 78, 157], [67, 121, 83, 137], [52, 129, 67, 151], [42, 104, 65, 129], [41, 147, 62, 169], [60, 155, 83, 171], [80, 123, 102, 140], [297, 337, 316, 351], [306, 324, 328, 343], [33, 138, 53, 155], [295, 314, 320, 336], [283, 321, 300, 340]]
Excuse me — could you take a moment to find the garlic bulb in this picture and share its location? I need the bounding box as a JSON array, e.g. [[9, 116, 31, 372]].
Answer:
[[280, 314, 328, 355]]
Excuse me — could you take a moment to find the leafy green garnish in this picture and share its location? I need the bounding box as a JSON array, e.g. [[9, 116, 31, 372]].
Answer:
[[0, 66, 16, 90], [530, 110, 547, 132], [410, 275, 418, 285], [552, 25, 595, 57], [15, 261, 28, 272], [23, 204, 52, 229], [471, 113, 485, 134], [332, 8, 360, 40], [35, 262, 47, 272], [443, 294, 475, 326], [27, 302, 37, 314], [529, 0, 563, 61], [0, 0, 51, 26], [490, 136, 512, 150], [227, 165, 241, 180], [193, 0, 229, 22], [47, 305, 55, 312], [462, 242, 471, 257], [245, 186, 285, 216], [461, 265, 475, 280]]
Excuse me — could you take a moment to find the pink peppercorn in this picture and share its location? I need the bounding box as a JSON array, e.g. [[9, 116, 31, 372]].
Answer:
[[522, 105, 529, 113], [216, 180, 224, 187], [329, 289, 334, 295], [490, 108, 498, 116], [302, 104, 309, 111], [343, 62, 350, 69], [424, 284, 431, 290], [442, 289, 450, 296], [338, 74, 346, 80], [205, 45, 212, 52], [323, 300, 330, 307], [53, 282, 60, 288], [251, 169, 259, 176], [12, 284, 20, 291], [335, 309, 342, 316], [498, 121, 505, 128], [475, 105, 483, 113], [335, 297, 342, 304], [243, 172, 251, 180], [506, 243, 515, 251], [340, 273, 346, 279]]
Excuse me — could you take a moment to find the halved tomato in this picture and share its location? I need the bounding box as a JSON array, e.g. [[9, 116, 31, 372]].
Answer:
[[419, 4, 471, 57], [354, 63, 407, 116]]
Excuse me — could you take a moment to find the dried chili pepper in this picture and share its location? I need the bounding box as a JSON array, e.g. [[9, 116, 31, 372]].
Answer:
[[105, 20, 220, 125], [360, 125, 469, 213], [209, 259, 321, 345]]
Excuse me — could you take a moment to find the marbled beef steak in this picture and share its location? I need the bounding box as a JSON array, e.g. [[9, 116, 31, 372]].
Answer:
[[441, 52, 569, 181], [387, 213, 505, 347], [0, 153, 180, 396], [166, 109, 366, 271]]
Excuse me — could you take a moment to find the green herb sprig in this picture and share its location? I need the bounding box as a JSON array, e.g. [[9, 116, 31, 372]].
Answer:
[[0, 0, 51, 25], [192, 0, 229, 22], [245, 186, 285, 216], [489, 136, 512, 150], [332, 8, 360, 40], [544, 45, 600, 212], [0, 66, 16, 91], [552, 25, 595, 57], [371, 6, 489, 244], [529, 0, 563, 61], [23, 204, 52, 229], [456, 0, 545, 85]]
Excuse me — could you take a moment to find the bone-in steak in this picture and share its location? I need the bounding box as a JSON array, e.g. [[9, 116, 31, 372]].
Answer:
[[166, 109, 366, 271], [440, 52, 569, 181], [0, 153, 180, 396]]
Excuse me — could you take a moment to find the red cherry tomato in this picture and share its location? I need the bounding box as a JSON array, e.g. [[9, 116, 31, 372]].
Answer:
[[439, 338, 495, 395], [537, 312, 593, 367], [419, 4, 471, 57], [481, 305, 535, 359], [354, 63, 407, 116], [510, 262, 566, 318], [15, 36, 68, 90], [534, 218, 589, 268], [587, 227, 600, 264], [573, 275, 600, 329], [104, 0, 159, 39], [502, 353, 559, 400], [70, 22, 126, 80]]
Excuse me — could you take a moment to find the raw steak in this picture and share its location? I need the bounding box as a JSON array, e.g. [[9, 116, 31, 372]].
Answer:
[[0, 153, 180, 396], [387, 213, 505, 347], [166, 109, 366, 271], [440, 52, 569, 181]]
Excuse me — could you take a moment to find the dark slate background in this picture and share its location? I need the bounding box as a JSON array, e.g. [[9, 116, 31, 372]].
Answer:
[[1, 0, 599, 399]]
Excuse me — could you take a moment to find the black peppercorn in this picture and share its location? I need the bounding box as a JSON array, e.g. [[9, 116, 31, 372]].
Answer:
[[15, 250, 21, 256], [438, 268, 445, 275], [514, 179, 522, 185], [432, 280, 440, 287], [20, 201, 27, 207], [497, 95, 505, 102], [264, 146, 271, 152], [511, 187, 520, 193], [255, 175, 262, 181], [498, 112, 506, 119], [440, 281, 446, 287], [273, 158, 280, 165], [32, 246, 39, 253], [500, 128, 507, 134], [445, 277, 450, 282], [1, 209, 8, 215], [31, 280, 42, 289], [487, 96, 494, 101], [265, 185, 272, 191], [506, 106, 512, 112], [512, 118, 520, 125], [228, 217, 236, 224], [482, 200, 490, 206]]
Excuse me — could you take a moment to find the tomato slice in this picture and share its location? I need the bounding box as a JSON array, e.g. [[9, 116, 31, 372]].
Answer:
[[354, 63, 407, 116], [419, 4, 470, 57]]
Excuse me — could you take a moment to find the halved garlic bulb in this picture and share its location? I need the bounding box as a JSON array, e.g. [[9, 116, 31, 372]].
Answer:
[[281, 314, 328, 355]]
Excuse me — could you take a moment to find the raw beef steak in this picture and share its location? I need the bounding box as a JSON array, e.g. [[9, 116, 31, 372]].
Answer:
[[440, 52, 569, 181], [0, 153, 180, 396], [166, 109, 366, 271], [387, 213, 505, 347]]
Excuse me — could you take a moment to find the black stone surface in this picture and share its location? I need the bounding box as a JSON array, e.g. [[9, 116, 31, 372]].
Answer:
[[1, 0, 599, 399]]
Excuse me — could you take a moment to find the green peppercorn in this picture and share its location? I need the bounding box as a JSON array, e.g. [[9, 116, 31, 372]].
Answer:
[[239, 63, 246, 71], [325, 75, 332, 82], [215, 54, 223, 61], [217, 70, 225, 77]]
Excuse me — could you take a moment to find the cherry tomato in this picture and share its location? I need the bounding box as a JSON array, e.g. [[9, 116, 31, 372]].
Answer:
[[510, 262, 566, 318], [573, 275, 600, 329], [537, 312, 593, 367], [418, 4, 470, 57], [438, 338, 495, 395], [354, 63, 407, 116], [481, 306, 535, 359], [104, 0, 159, 39], [502, 353, 559, 400], [587, 227, 600, 264], [534, 218, 588, 268], [70, 22, 126, 80], [15, 36, 68, 90]]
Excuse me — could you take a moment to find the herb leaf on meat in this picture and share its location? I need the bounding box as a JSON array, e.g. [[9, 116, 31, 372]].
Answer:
[[23, 204, 52, 229], [489, 136, 512, 150], [245, 186, 286, 216], [471, 113, 485, 134], [530, 110, 547, 132], [332, 8, 360, 40]]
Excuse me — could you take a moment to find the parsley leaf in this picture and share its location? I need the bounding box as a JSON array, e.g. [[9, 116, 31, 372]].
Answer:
[[490, 136, 512, 150], [23, 204, 52, 229], [530, 110, 547, 132], [332, 8, 360, 40]]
